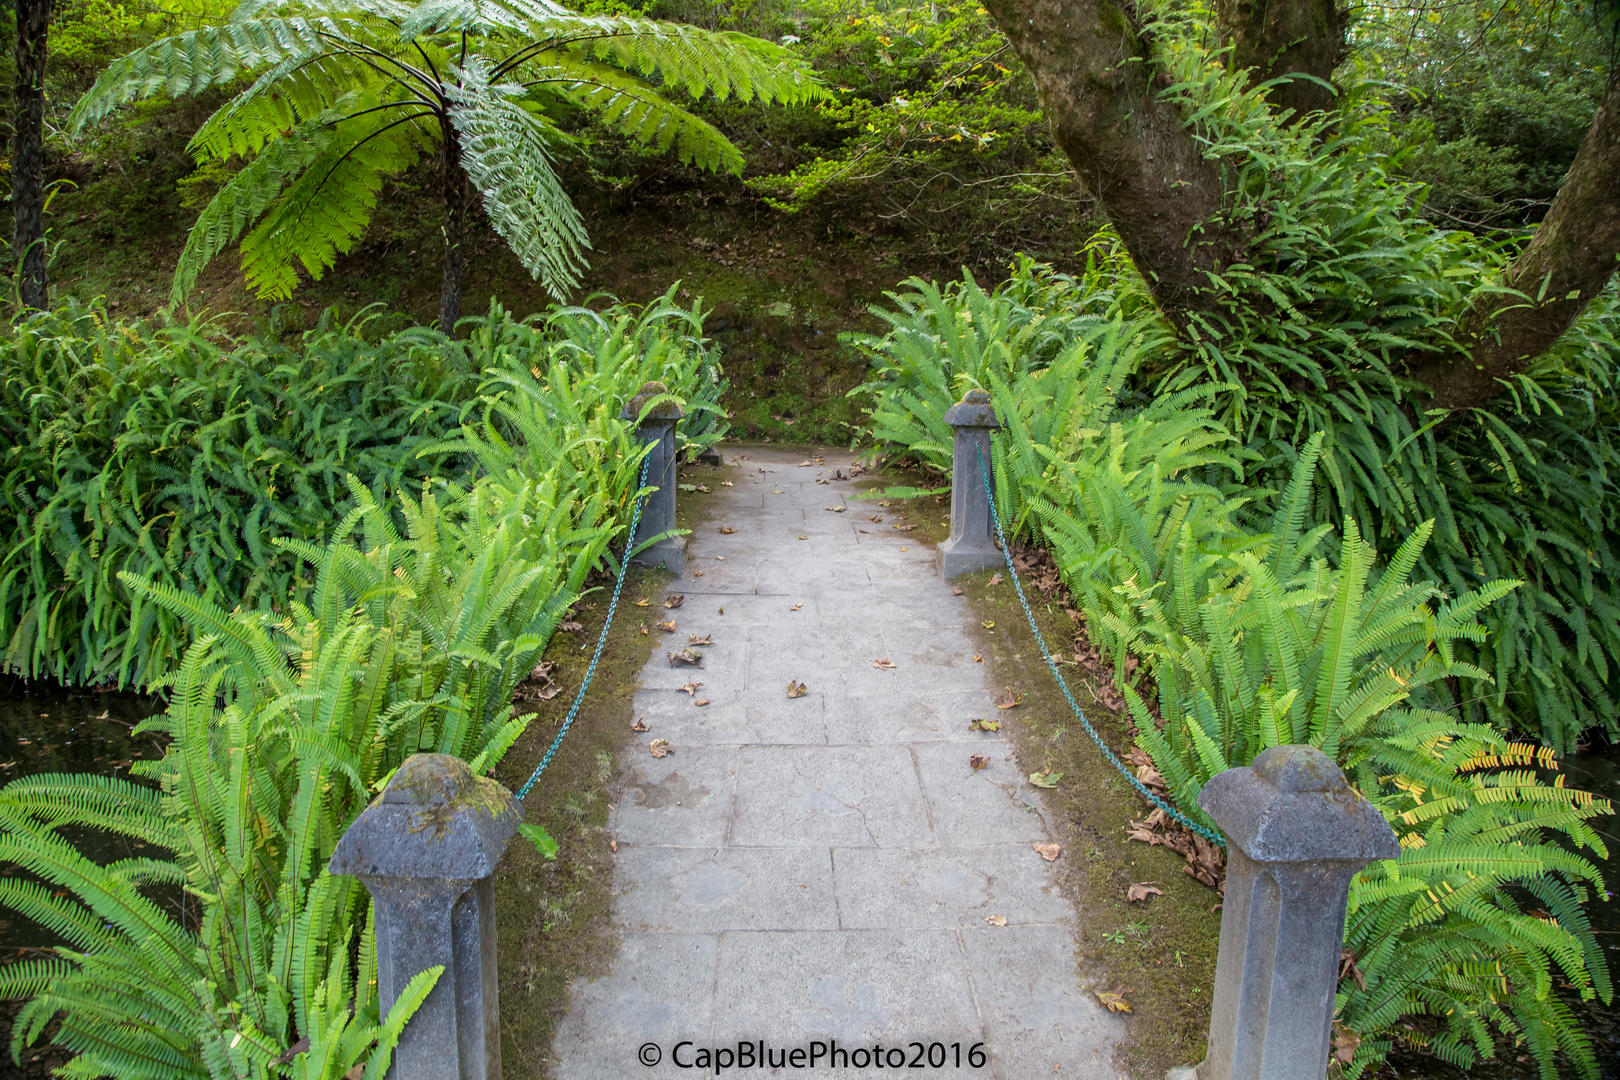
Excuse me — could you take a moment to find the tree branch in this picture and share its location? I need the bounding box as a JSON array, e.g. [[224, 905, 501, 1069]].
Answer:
[[1404, 76, 1620, 412]]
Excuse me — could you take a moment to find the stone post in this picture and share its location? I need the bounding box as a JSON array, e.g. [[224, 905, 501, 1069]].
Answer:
[[1167, 745, 1400, 1080], [937, 388, 1001, 579], [620, 380, 686, 575], [329, 754, 522, 1080]]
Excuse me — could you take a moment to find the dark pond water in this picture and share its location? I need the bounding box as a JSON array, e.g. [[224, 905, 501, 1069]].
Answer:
[[0, 682, 1613, 1077]]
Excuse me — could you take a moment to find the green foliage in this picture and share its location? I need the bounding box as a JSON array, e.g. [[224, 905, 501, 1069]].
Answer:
[[0, 470, 613, 1076], [69, 0, 824, 307], [0, 289, 724, 689], [855, 267, 1615, 1077]]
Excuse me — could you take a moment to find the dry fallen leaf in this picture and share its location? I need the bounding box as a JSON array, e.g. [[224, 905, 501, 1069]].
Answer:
[[825, 505, 846, 513], [720, 480, 733, 486], [771, 488, 786, 494], [631, 718, 648, 732], [972, 653, 983, 663], [687, 633, 713, 646], [952, 587, 965, 595], [667, 648, 703, 667], [872, 658, 897, 670], [969, 718, 1001, 732], [900, 546, 909, 552], [969, 754, 990, 770], [1033, 843, 1062, 862], [649, 739, 672, 758], [786, 680, 809, 699], [1095, 986, 1131, 1013], [634, 598, 650, 607], [892, 524, 916, 532], [869, 515, 883, 523], [558, 621, 583, 632], [1126, 883, 1164, 903], [640, 624, 649, 635], [657, 619, 677, 633], [665, 595, 685, 608], [693, 698, 710, 707], [344, 1064, 364, 1080], [799, 534, 809, 540], [609, 839, 618, 853], [715, 555, 725, 561], [994, 687, 1024, 710], [719, 526, 737, 535], [815, 478, 827, 484], [983, 915, 1007, 927], [982, 619, 996, 630], [789, 602, 803, 611], [692, 570, 704, 578], [1029, 770, 1062, 788], [678, 682, 704, 695], [537, 683, 564, 701], [798, 460, 815, 467], [988, 573, 1004, 586], [1332, 1023, 1361, 1065]]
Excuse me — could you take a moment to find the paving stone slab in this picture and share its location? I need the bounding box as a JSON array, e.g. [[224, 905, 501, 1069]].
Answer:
[[633, 687, 830, 746], [613, 748, 738, 847], [730, 745, 934, 848], [614, 846, 840, 932], [831, 845, 1073, 929]]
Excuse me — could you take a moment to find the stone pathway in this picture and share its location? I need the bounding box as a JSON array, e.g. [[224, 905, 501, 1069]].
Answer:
[[551, 447, 1125, 1078]]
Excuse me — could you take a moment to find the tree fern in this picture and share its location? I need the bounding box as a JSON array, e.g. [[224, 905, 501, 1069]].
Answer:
[[71, 0, 824, 326]]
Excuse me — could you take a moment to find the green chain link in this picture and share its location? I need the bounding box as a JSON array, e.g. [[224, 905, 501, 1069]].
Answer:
[[975, 445, 1225, 848], [517, 452, 654, 803]]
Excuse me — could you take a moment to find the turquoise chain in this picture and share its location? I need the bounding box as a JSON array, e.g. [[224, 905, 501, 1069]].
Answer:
[[974, 445, 1225, 848], [517, 452, 653, 803]]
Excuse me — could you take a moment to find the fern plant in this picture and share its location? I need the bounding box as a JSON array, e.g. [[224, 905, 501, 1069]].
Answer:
[[0, 472, 615, 1077], [68, 0, 824, 329]]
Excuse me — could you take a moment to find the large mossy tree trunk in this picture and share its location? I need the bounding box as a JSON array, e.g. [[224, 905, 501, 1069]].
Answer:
[[12, 0, 51, 313], [983, 0, 1620, 412], [439, 126, 467, 334]]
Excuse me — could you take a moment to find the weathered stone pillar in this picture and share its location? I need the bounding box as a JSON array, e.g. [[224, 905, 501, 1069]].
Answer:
[[938, 388, 1001, 579], [329, 754, 521, 1080], [1168, 745, 1400, 1080], [620, 380, 686, 575]]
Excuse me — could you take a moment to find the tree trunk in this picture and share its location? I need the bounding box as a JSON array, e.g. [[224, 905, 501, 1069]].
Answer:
[[438, 127, 467, 334], [1216, 0, 1345, 119], [12, 0, 51, 313], [1405, 76, 1620, 411], [979, 0, 1248, 318]]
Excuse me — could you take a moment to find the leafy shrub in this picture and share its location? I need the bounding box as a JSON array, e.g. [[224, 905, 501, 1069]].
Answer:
[[0, 291, 725, 689], [0, 472, 616, 1077], [855, 275, 1616, 1076]]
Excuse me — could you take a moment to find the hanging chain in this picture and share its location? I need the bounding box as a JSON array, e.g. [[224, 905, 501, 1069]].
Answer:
[[517, 451, 654, 803], [974, 445, 1225, 848]]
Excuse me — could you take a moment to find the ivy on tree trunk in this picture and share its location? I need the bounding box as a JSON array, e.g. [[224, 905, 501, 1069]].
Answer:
[[12, 0, 51, 313]]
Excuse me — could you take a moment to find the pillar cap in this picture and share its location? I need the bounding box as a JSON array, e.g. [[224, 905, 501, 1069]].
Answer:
[[329, 754, 522, 882], [944, 387, 999, 428], [1197, 745, 1399, 864], [620, 380, 684, 422]]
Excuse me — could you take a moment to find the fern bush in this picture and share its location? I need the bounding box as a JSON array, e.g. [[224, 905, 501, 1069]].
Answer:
[[0, 291, 724, 689], [0, 468, 621, 1077], [856, 285, 1615, 1072]]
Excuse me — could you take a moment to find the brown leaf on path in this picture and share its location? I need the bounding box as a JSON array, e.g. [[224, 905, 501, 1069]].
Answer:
[[892, 524, 916, 532], [715, 555, 725, 561], [692, 571, 704, 578], [631, 718, 649, 732], [657, 620, 677, 633], [667, 649, 703, 667], [1033, 843, 1062, 862], [558, 621, 583, 632], [649, 739, 672, 758], [952, 587, 964, 595], [988, 573, 1003, 586], [786, 680, 809, 699], [983, 915, 1007, 927], [798, 460, 815, 467], [678, 682, 704, 695], [771, 488, 786, 494], [1094, 986, 1131, 1013], [799, 534, 809, 540], [718, 526, 737, 534], [719, 480, 733, 486], [789, 602, 803, 611], [972, 653, 983, 663], [994, 687, 1024, 710], [872, 658, 897, 670], [687, 633, 713, 646], [1126, 883, 1164, 903], [968, 718, 1001, 732], [869, 515, 883, 523], [815, 478, 827, 484], [825, 505, 846, 512], [693, 698, 710, 707], [609, 839, 618, 853], [969, 754, 990, 770], [665, 595, 685, 608]]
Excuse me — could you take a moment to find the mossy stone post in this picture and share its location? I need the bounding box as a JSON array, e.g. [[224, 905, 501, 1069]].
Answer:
[[329, 754, 521, 1080], [1168, 745, 1400, 1080], [620, 380, 686, 575], [938, 388, 1002, 578]]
